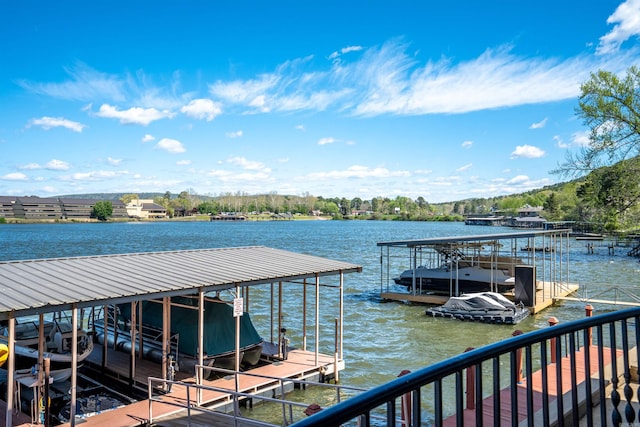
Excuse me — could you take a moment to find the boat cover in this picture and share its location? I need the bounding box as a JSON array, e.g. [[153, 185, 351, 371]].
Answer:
[[118, 296, 262, 358]]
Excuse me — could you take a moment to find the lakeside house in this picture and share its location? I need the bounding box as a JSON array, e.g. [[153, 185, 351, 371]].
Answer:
[[464, 205, 547, 229], [125, 198, 168, 219], [0, 196, 129, 220]]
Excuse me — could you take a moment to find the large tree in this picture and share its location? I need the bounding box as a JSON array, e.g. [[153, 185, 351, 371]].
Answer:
[[557, 66, 640, 175], [92, 201, 113, 221]]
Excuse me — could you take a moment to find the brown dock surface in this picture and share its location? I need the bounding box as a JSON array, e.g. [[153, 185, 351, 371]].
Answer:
[[37, 347, 341, 427], [442, 345, 623, 426]]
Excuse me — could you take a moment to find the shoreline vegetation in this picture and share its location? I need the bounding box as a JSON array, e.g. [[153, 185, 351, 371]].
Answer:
[[0, 212, 465, 225]]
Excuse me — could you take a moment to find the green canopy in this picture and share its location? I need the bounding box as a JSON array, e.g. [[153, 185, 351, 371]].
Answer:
[[119, 296, 262, 357]]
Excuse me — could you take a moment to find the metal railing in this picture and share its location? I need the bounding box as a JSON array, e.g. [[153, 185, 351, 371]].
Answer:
[[147, 364, 367, 426], [292, 307, 640, 426]]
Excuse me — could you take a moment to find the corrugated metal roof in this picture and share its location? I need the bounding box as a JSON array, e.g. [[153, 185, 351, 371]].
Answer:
[[0, 246, 362, 320], [376, 229, 571, 248]]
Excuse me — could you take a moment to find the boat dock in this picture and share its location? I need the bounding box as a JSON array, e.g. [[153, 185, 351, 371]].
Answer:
[[0, 247, 362, 427], [42, 347, 343, 427], [377, 229, 578, 314]]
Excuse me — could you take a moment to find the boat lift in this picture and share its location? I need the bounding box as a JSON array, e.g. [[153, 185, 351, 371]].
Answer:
[[377, 229, 578, 313]]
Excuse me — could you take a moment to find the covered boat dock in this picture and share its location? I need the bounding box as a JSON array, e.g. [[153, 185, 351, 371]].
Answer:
[[0, 246, 361, 426], [377, 229, 578, 313]]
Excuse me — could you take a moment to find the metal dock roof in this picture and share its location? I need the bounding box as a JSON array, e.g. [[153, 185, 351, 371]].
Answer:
[[376, 229, 572, 248], [0, 246, 362, 320]]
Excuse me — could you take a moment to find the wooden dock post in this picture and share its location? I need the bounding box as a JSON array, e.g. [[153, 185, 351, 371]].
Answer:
[[512, 331, 524, 383], [464, 348, 475, 409], [398, 369, 412, 426], [549, 317, 558, 363], [585, 304, 594, 346]]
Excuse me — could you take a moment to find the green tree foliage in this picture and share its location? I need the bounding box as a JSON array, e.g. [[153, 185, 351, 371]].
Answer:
[[92, 201, 113, 221], [577, 158, 640, 230], [120, 193, 139, 204], [558, 66, 640, 175]]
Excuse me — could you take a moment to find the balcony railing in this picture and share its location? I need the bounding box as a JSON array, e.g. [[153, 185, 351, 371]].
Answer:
[[292, 306, 640, 426]]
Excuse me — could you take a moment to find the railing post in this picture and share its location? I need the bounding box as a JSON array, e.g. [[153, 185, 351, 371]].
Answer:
[[398, 369, 412, 426], [549, 317, 558, 364], [464, 347, 475, 409], [585, 304, 593, 346], [512, 330, 523, 383]]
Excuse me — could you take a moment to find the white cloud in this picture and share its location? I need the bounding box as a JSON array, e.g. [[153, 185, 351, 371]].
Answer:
[[176, 160, 192, 166], [329, 45, 364, 60], [225, 130, 243, 138], [305, 165, 410, 180], [17, 62, 126, 102], [155, 138, 186, 153], [107, 157, 122, 166], [142, 134, 155, 143], [461, 140, 473, 148], [46, 159, 71, 170], [318, 137, 336, 145], [571, 131, 591, 147], [19, 163, 41, 170], [226, 157, 269, 171], [597, 0, 640, 55], [180, 98, 222, 121], [295, 124, 305, 131], [209, 38, 636, 118], [96, 104, 174, 125], [1, 172, 28, 181], [529, 118, 548, 129], [69, 170, 121, 181], [456, 163, 473, 172], [511, 145, 545, 159], [507, 175, 530, 184], [28, 116, 86, 132]]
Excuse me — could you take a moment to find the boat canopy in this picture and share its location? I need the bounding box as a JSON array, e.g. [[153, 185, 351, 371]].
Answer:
[[118, 296, 262, 358]]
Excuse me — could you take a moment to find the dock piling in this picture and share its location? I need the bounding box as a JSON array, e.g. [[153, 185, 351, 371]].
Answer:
[[549, 317, 559, 364]]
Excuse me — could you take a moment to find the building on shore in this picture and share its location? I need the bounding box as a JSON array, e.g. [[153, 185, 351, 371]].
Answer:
[[0, 196, 130, 220]]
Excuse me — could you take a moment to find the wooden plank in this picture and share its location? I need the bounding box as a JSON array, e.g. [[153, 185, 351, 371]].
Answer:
[[53, 347, 340, 427], [442, 346, 622, 426]]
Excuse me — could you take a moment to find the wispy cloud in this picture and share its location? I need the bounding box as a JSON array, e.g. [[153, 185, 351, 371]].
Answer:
[[318, 137, 336, 145], [530, 118, 548, 129], [597, 0, 640, 55], [461, 140, 473, 148], [225, 130, 243, 138], [511, 145, 545, 159], [456, 163, 473, 172], [17, 62, 126, 102], [27, 116, 86, 132], [305, 165, 410, 180], [107, 157, 122, 166]]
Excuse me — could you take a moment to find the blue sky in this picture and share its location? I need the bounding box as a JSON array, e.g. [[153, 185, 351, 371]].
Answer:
[[1, 1, 639, 203]]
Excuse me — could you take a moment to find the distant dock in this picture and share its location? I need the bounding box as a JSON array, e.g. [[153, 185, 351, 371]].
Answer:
[[377, 229, 578, 315]]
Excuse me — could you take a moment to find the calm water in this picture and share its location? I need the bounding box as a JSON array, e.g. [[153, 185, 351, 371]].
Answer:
[[2, 220, 639, 418]]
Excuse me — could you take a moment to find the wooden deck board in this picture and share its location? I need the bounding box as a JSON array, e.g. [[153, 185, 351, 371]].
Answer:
[[32, 346, 342, 427], [443, 346, 622, 426]]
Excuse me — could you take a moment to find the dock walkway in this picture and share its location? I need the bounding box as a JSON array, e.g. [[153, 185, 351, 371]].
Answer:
[[52, 348, 340, 427], [443, 345, 625, 426]]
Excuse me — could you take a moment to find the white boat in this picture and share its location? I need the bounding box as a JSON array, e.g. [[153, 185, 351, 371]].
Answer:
[[426, 292, 529, 324], [394, 263, 515, 294], [0, 317, 94, 368]]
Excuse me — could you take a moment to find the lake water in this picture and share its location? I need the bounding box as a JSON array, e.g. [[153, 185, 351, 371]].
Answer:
[[2, 220, 639, 418]]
